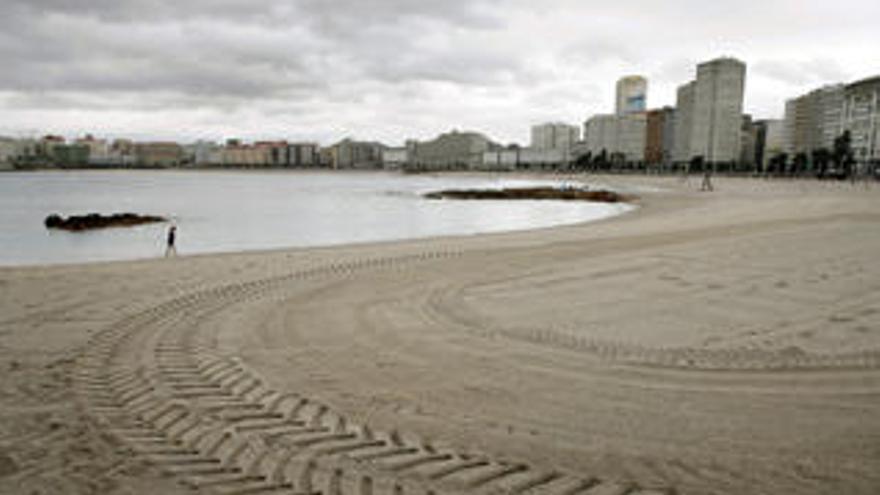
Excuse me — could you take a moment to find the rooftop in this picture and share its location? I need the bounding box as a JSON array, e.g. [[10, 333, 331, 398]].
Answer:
[[846, 75, 880, 90]]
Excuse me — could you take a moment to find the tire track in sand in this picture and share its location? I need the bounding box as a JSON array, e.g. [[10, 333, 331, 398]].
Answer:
[[423, 282, 880, 372], [74, 250, 674, 495]]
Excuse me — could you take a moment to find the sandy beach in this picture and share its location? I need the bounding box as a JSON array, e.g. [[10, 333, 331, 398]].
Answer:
[[1, 175, 878, 495]]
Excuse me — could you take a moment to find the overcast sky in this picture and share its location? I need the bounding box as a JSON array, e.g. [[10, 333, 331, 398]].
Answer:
[[1, 0, 878, 146]]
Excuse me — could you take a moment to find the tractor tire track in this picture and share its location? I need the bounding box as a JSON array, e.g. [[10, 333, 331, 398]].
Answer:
[[75, 250, 673, 495], [423, 282, 880, 372]]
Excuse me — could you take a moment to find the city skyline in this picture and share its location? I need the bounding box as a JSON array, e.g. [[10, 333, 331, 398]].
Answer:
[[1, 1, 878, 146]]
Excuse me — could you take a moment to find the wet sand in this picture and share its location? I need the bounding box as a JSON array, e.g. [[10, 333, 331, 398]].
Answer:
[[1, 175, 879, 495]]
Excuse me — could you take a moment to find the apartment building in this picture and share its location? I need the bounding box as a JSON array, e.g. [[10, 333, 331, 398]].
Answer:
[[674, 81, 696, 163], [38, 135, 66, 160], [783, 84, 845, 156], [0, 137, 18, 169], [188, 140, 223, 166], [480, 147, 566, 171], [689, 57, 747, 165], [842, 76, 880, 168], [481, 148, 520, 171], [408, 130, 498, 170], [583, 114, 617, 155], [254, 141, 290, 167], [134, 142, 184, 167], [287, 143, 320, 167], [382, 147, 410, 169], [645, 107, 676, 165], [332, 139, 384, 169], [75, 135, 112, 165], [222, 143, 272, 166], [583, 113, 646, 163], [530, 123, 580, 151]]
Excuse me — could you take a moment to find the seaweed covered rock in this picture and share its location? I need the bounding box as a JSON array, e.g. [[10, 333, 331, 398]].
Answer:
[[424, 186, 633, 203], [44, 213, 167, 231]]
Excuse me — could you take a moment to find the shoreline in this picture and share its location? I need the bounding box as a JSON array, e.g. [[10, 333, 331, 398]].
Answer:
[[1, 175, 879, 494]]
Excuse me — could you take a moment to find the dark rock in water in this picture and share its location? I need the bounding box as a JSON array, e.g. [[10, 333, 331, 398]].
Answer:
[[44, 214, 63, 228], [424, 186, 633, 203], [44, 212, 167, 231]]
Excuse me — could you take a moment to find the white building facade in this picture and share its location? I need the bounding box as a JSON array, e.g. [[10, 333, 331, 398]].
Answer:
[[674, 81, 696, 163], [757, 119, 786, 170], [382, 147, 410, 169], [689, 57, 747, 164], [784, 84, 845, 156], [288, 143, 320, 167], [409, 130, 498, 170], [0, 137, 18, 169], [842, 76, 880, 168], [480, 149, 520, 171], [530, 123, 580, 151], [583, 114, 616, 155], [583, 113, 646, 163]]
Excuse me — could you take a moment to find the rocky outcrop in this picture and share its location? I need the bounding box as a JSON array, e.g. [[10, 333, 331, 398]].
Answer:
[[44, 213, 167, 231], [424, 186, 633, 203]]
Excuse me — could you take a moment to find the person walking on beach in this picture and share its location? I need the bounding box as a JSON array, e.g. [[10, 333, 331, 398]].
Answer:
[[701, 167, 714, 192], [165, 225, 177, 257]]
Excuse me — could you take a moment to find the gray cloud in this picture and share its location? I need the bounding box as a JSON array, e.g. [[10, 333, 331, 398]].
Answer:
[[1, 0, 878, 144], [0, 0, 515, 101], [753, 59, 850, 87]]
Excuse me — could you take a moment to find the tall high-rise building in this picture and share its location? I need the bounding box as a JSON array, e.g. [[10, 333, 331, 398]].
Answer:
[[530, 123, 580, 151], [816, 85, 846, 151], [583, 76, 649, 163], [689, 57, 747, 164], [674, 81, 696, 163], [784, 97, 812, 156], [645, 107, 676, 165], [616, 76, 647, 116], [784, 84, 845, 156], [842, 76, 880, 168]]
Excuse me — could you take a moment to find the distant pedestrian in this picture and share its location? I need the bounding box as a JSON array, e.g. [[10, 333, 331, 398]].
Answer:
[[701, 167, 714, 192], [165, 225, 177, 257]]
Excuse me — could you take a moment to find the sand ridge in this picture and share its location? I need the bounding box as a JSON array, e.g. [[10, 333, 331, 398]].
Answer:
[[1, 175, 879, 495]]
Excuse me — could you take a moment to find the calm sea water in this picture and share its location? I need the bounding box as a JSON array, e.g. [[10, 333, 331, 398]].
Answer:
[[0, 170, 633, 266]]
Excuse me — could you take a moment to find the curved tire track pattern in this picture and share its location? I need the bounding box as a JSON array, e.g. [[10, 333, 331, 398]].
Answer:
[[424, 285, 880, 372], [513, 328, 880, 372], [75, 251, 673, 495]]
